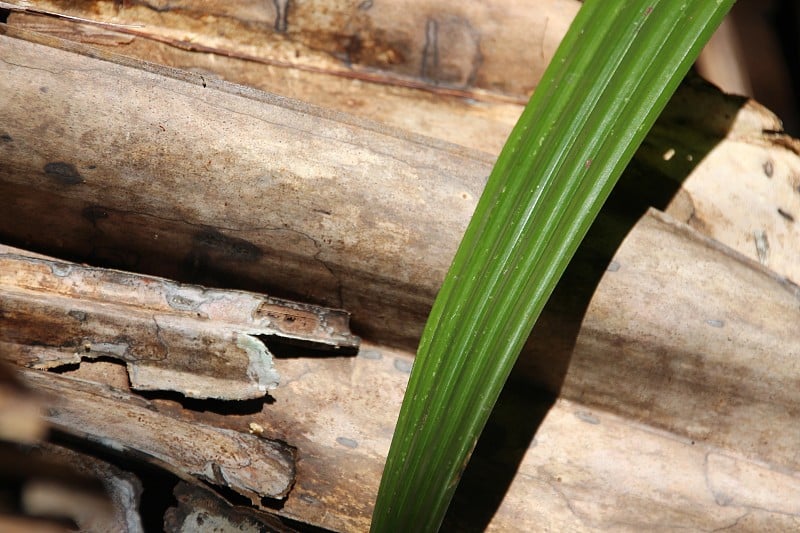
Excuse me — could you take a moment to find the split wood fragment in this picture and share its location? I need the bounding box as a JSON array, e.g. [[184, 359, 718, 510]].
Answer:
[[20, 368, 296, 502], [0, 245, 358, 400]]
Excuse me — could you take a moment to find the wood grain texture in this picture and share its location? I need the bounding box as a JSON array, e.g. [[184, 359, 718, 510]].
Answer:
[[0, 245, 358, 400], [2, 27, 798, 357], [0, 25, 493, 348], [8, 210, 799, 531], [2, 13, 800, 530], [20, 369, 296, 502], [5, 0, 578, 98]]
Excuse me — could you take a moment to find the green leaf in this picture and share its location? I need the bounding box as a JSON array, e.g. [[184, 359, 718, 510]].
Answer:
[[371, 1, 734, 531]]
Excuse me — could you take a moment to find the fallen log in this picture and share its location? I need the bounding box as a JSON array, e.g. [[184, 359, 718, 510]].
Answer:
[[1, 24, 798, 357]]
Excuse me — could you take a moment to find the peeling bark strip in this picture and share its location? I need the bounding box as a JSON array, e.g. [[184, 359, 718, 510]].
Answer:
[[20, 369, 296, 502], [0, 245, 359, 400]]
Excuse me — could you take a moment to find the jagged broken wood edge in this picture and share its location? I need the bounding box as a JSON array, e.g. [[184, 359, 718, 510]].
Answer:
[[0, 244, 359, 400], [20, 368, 296, 503]]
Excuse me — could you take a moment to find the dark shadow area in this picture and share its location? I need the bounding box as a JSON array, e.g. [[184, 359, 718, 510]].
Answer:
[[46, 354, 128, 376], [45, 430, 181, 533], [443, 72, 746, 530], [775, 2, 800, 136], [137, 388, 274, 415], [443, 385, 556, 531], [258, 334, 360, 359], [733, 0, 800, 136], [511, 70, 748, 396]]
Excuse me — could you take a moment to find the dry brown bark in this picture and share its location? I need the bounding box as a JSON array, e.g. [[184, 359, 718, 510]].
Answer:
[[21, 368, 296, 503], [1, 244, 358, 400]]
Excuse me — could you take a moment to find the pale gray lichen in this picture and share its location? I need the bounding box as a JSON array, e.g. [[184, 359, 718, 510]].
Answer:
[[237, 333, 280, 391]]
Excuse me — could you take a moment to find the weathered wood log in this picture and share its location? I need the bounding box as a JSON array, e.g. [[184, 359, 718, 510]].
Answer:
[[7, 208, 798, 531], [3, 0, 577, 100], [0, 24, 493, 349], [560, 209, 800, 465], [4, 0, 578, 154], [20, 368, 296, 503], [255, 211, 800, 531], [2, 12, 800, 531], [0, 244, 358, 400], [2, 26, 798, 355]]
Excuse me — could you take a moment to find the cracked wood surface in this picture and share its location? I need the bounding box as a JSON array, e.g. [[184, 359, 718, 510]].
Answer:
[[1, 13, 800, 531], [6, 209, 799, 531], [3, 0, 576, 103], [164, 482, 300, 533], [1, 26, 798, 358], [20, 368, 296, 503], [0, 25, 493, 348], [0, 244, 358, 400]]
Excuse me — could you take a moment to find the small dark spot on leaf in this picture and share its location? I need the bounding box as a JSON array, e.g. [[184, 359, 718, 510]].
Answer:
[[777, 208, 795, 222], [585, 158, 592, 169], [644, 6, 653, 15], [0, 133, 12, 143], [39, 86, 48, 93], [44, 162, 84, 185]]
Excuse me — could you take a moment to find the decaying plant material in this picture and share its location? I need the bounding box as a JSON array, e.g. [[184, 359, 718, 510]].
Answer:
[[1, 245, 358, 400], [23, 368, 296, 502], [2, 442, 144, 532], [1, 0, 799, 530]]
